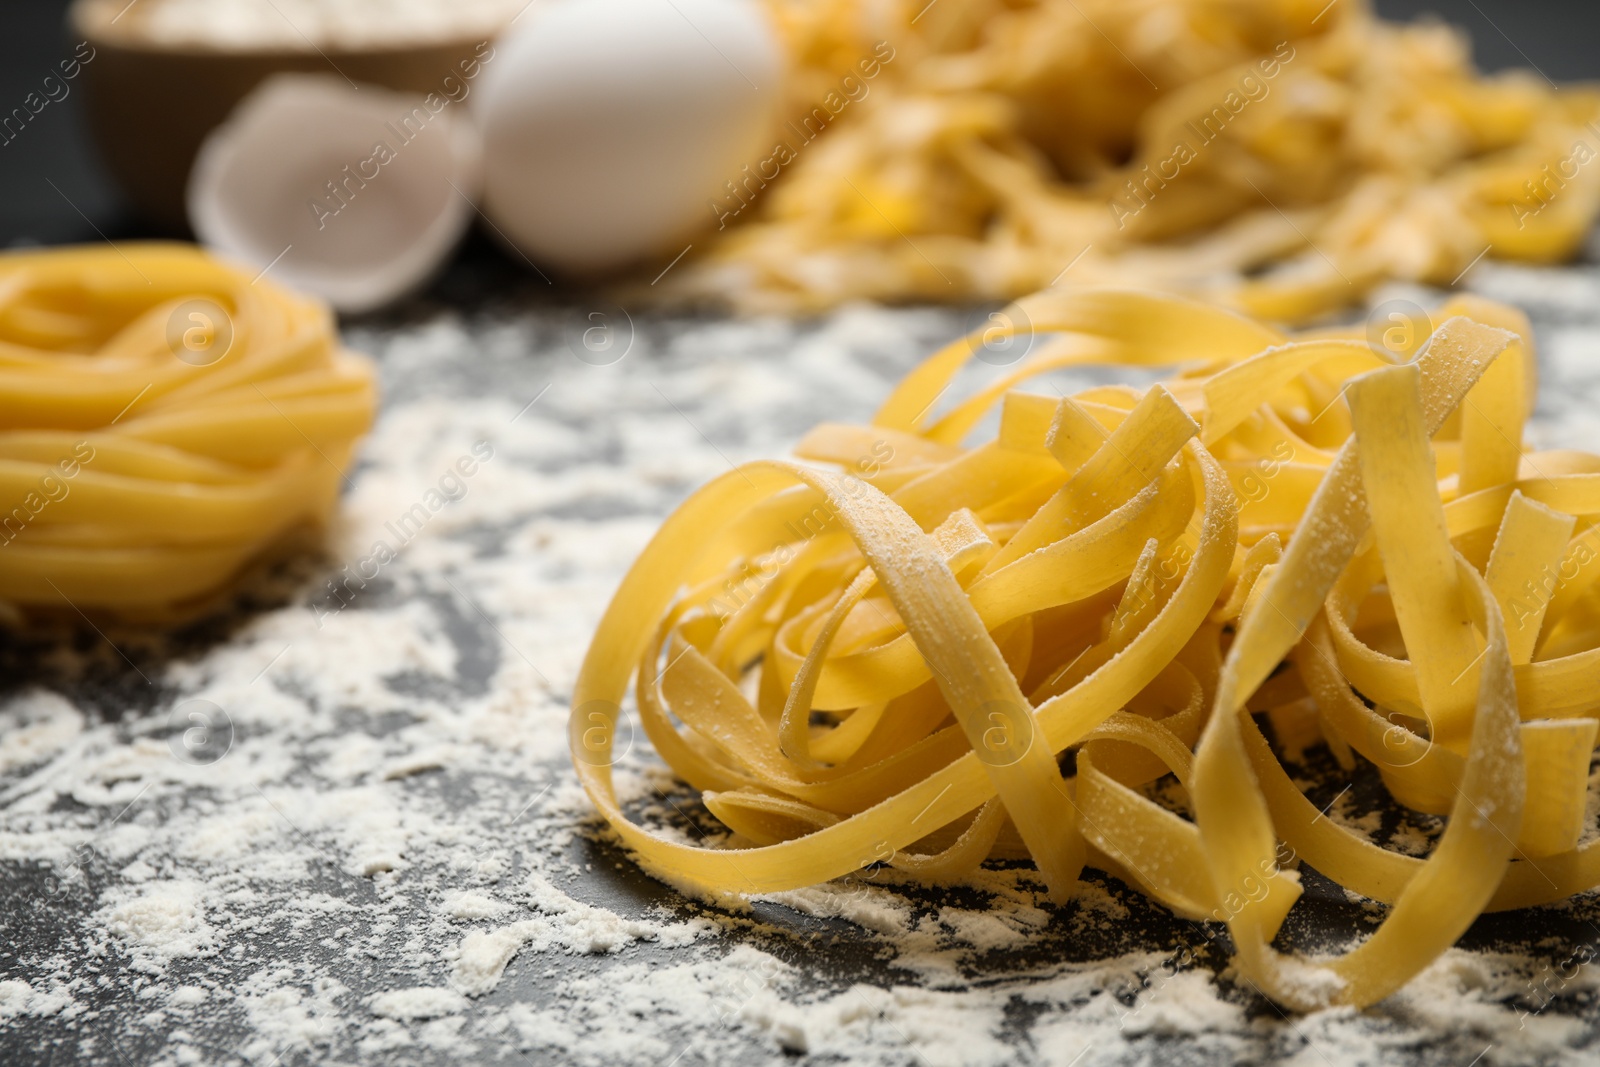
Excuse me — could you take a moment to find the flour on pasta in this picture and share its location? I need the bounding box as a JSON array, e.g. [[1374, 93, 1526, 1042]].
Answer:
[[3, 266, 1600, 1065]]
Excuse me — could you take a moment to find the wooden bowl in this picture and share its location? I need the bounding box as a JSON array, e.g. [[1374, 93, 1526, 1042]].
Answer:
[[71, 0, 497, 231]]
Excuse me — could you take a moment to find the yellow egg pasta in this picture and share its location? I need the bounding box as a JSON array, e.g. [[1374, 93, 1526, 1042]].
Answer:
[[668, 0, 1600, 323], [572, 287, 1600, 1009], [0, 243, 376, 618]]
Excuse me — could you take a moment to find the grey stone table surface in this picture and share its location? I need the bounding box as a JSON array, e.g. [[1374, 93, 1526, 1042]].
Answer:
[[6, 249, 1600, 1067]]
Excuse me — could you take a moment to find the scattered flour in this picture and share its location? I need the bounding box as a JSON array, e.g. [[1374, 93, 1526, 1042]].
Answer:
[[3, 276, 1600, 1065], [97, 881, 217, 975], [0, 981, 73, 1021], [439, 889, 512, 922], [369, 987, 467, 1021]]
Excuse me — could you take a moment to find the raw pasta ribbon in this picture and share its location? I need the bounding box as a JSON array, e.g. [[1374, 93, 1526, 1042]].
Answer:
[[573, 286, 1600, 1008]]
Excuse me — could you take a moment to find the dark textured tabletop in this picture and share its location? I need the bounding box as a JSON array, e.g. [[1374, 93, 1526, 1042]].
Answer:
[[6, 3, 1600, 1065], [0, 248, 1599, 1066]]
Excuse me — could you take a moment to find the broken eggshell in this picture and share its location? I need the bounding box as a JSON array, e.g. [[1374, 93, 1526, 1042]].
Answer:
[[188, 73, 481, 313]]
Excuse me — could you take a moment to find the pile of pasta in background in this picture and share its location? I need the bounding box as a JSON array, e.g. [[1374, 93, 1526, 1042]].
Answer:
[[670, 0, 1600, 321]]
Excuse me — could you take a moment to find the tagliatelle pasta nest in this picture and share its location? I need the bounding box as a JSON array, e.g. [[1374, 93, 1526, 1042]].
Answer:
[[0, 243, 376, 618], [573, 287, 1600, 1009], [666, 0, 1600, 322]]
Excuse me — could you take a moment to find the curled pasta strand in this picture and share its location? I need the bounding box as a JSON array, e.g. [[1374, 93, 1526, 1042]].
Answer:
[[574, 286, 1600, 1009]]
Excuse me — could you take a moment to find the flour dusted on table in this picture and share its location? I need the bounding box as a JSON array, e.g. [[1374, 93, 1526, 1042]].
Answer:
[[3, 274, 1600, 1065]]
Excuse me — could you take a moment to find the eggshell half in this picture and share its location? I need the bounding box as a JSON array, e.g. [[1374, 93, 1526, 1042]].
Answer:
[[188, 73, 482, 313]]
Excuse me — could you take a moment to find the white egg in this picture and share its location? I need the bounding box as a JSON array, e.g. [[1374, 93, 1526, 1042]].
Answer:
[[474, 0, 784, 274]]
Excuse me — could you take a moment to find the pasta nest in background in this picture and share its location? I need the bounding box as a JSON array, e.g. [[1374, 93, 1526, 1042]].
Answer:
[[0, 243, 376, 618]]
